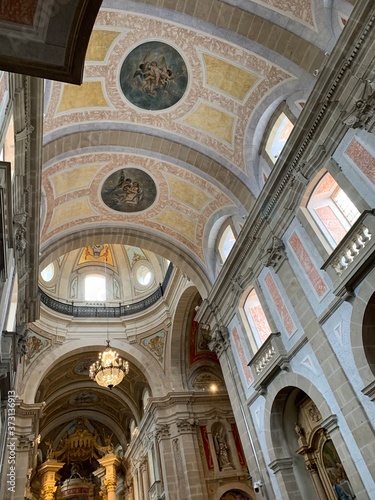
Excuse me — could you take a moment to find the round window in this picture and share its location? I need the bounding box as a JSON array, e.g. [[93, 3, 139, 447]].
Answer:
[[135, 264, 153, 286], [41, 263, 55, 282]]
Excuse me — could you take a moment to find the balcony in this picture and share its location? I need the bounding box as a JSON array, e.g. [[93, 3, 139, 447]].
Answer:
[[321, 210, 375, 298], [149, 480, 164, 500], [248, 332, 290, 394]]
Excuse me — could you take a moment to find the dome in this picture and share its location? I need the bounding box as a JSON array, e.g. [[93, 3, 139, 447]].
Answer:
[[39, 244, 170, 305]]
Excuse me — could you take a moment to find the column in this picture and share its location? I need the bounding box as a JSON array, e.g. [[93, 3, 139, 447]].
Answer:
[[305, 461, 329, 499], [268, 457, 300, 499], [38, 459, 65, 500], [140, 460, 149, 499], [14, 400, 44, 500], [92, 466, 107, 500], [98, 453, 121, 500]]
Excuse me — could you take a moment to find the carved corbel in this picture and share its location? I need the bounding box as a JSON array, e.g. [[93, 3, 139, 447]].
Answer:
[[208, 326, 229, 356], [260, 236, 287, 272], [342, 79, 375, 132]]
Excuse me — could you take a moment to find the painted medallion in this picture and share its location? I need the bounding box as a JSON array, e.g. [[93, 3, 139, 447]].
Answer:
[[101, 168, 157, 213], [120, 41, 188, 111]]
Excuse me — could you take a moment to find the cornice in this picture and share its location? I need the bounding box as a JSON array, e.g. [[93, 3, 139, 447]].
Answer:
[[199, 1, 375, 322]]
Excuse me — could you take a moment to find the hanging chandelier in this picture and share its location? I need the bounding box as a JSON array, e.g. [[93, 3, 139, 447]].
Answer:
[[89, 340, 129, 389]]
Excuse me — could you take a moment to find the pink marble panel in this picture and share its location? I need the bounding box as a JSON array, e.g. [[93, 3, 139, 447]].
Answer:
[[264, 273, 295, 336], [231, 326, 253, 385], [289, 232, 327, 297], [248, 304, 272, 344], [346, 139, 375, 184], [314, 205, 347, 244]]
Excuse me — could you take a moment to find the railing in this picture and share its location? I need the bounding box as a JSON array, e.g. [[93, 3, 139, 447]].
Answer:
[[248, 332, 289, 394], [321, 210, 375, 296], [39, 263, 173, 318]]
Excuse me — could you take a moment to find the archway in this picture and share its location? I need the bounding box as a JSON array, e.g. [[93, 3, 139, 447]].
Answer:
[[220, 490, 252, 500]]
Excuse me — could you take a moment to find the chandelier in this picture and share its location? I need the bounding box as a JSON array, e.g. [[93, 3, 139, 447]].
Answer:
[[89, 340, 129, 389]]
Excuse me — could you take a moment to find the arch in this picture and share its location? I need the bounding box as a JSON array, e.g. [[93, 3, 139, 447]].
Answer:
[[17, 338, 169, 405], [42, 130, 254, 210], [263, 372, 332, 464], [169, 285, 201, 391], [306, 171, 360, 248], [214, 482, 255, 500], [350, 267, 375, 387], [39, 227, 211, 297], [204, 210, 241, 280]]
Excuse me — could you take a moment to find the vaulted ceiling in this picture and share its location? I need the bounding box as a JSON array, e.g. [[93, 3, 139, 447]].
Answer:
[[29, 0, 353, 292]]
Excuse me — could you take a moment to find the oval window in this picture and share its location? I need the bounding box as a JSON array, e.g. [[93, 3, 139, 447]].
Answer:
[[136, 264, 153, 286], [41, 263, 55, 282]]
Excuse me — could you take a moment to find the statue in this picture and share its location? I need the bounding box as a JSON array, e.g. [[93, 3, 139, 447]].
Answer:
[[45, 440, 55, 459], [295, 422, 305, 441], [214, 428, 232, 470]]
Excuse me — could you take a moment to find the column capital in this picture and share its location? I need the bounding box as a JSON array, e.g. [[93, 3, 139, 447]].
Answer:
[[268, 457, 293, 473], [98, 453, 121, 469], [38, 459, 65, 475]]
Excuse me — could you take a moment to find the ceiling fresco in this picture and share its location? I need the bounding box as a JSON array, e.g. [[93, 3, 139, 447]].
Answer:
[[7, 0, 356, 469], [41, 152, 234, 264], [101, 167, 157, 213], [120, 41, 188, 110], [43, 11, 294, 173]]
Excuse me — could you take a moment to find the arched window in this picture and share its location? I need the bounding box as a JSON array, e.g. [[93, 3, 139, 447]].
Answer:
[[265, 112, 294, 163], [244, 289, 272, 349], [84, 274, 106, 301], [307, 172, 360, 248], [218, 225, 236, 263]]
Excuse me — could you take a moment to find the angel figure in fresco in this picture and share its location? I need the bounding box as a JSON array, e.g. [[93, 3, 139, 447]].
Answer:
[[113, 176, 143, 206], [134, 52, 174, 96]]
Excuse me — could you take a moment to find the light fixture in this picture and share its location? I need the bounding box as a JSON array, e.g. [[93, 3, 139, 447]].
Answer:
[[209, 383, 218, 393], [89, 340, 129, 389], [89, 248, 129, 389]]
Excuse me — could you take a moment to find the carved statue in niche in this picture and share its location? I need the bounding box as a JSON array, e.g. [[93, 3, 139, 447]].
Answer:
[[214, 427, 233, 470]]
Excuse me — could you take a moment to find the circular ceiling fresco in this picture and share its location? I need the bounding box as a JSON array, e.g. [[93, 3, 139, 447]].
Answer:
[[120, 41, 188, 111], [101, 167, 157, 213]]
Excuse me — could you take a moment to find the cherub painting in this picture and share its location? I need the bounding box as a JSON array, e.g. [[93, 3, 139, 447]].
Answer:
[[101, 168, 157, 213], [120, 41, 188, 111]]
